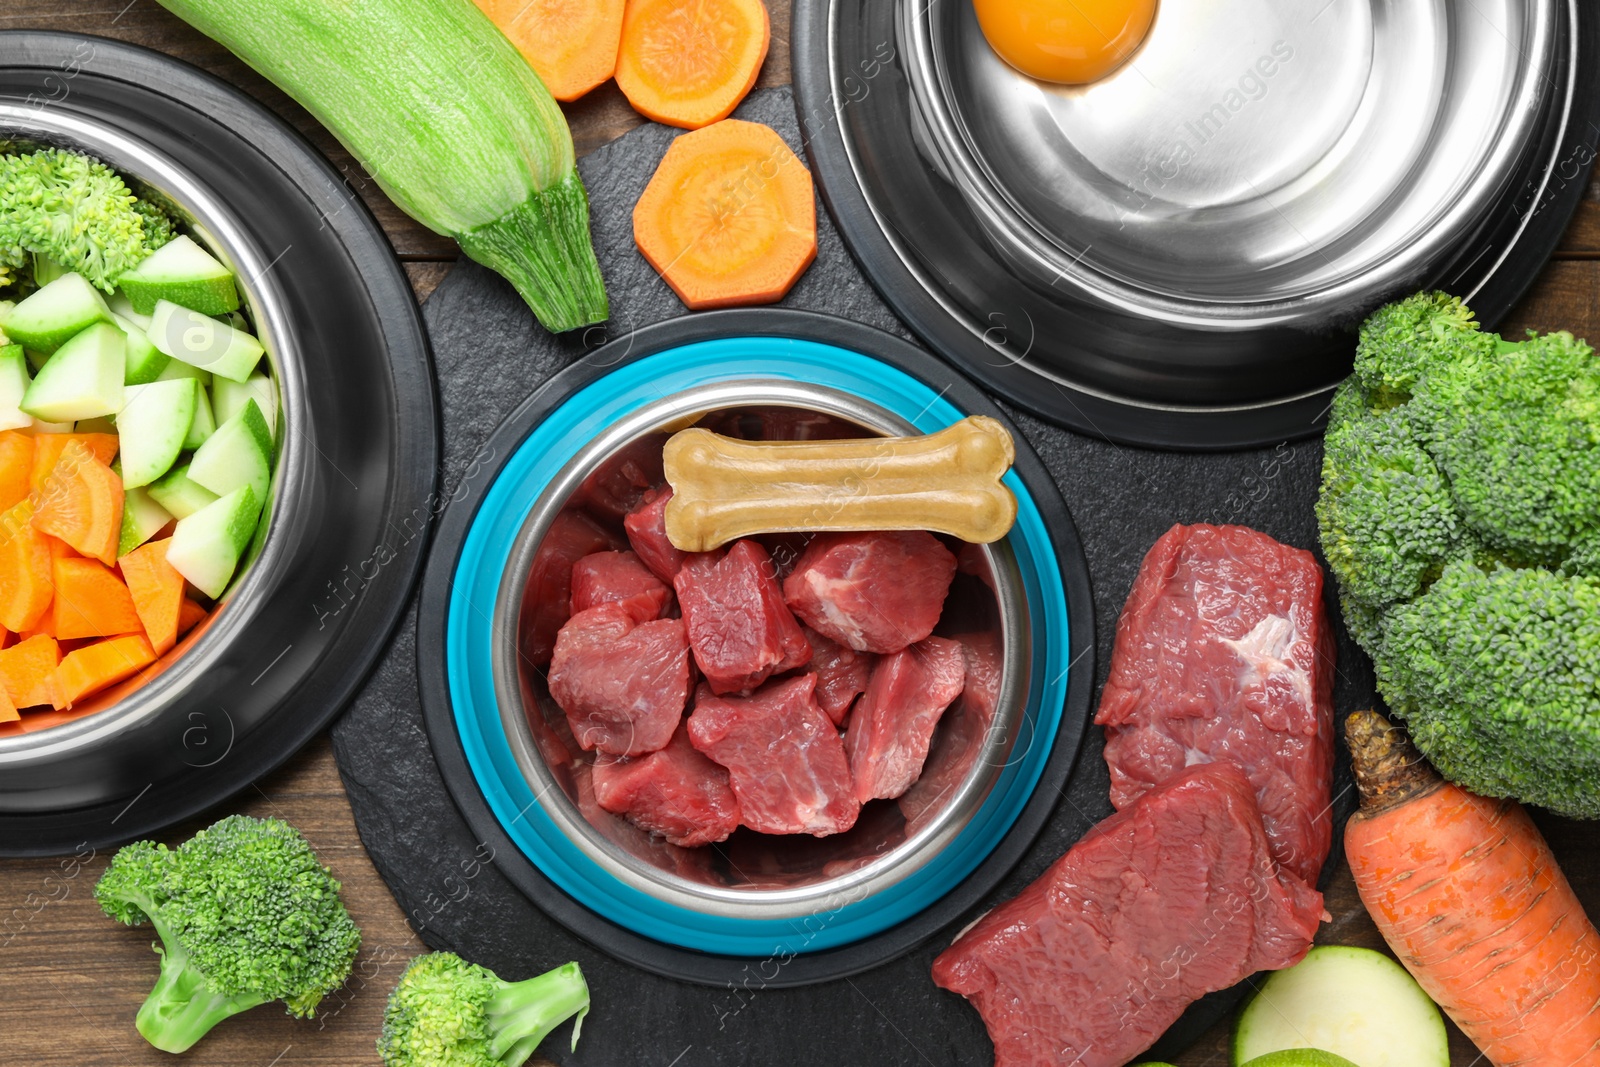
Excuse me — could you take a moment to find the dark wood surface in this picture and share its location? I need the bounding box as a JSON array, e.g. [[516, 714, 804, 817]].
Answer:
[[2, 3, 1597, 1065]]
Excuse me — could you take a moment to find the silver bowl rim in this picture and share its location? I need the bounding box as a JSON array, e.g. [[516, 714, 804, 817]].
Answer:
[[489, 379, 1032, 921]]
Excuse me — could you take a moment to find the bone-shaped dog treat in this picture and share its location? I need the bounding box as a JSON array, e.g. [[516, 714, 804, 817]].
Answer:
[[662, 415, 1018, 552]]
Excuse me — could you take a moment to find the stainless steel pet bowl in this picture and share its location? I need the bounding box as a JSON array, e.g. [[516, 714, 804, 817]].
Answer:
[[492, 380, 1029, 923], [904, 0, 1558, 329]]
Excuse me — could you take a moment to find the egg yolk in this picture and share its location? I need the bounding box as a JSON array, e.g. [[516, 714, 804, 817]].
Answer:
[[973, 0, 1158, 85]]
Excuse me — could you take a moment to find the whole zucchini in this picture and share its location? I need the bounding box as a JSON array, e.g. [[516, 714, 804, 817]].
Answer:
[[157, 0, 608, 332]]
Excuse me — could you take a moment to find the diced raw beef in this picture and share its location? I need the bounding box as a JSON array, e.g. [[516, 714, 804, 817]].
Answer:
[[844, 637, 966, 802], [573, 433, 666, 521], [802, 625, 875, 725], [520, 510, 623, 666], [783, 531, 957, 654], [932, 764, 1324, 1067], [900, 631, 1002, 833], [687, 675, 860, 837], [624, 486, 688, 583], [571, 550, 673, 624], [547, 604, 691, 757], [675, 540, 811, 694], [701, 407, 871, 442], [757, 532, 814, 580], [1097, 524, 1336, 884], [592, 724, 741, 847]]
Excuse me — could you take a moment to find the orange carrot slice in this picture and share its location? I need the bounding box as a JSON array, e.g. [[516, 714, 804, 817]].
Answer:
[[0, 431, 34, 512], [30, 433, 117, 494], [56, 634, 156, 707], [474, 0, 624, 102], [31, 439, 123, 566], [50, 557, 143, 641], [633, 119, 816, 310], [176, 597, 209, 639], [0, 679, 16, 723], [0, 634, 61, 708], [0, 501, 54, 633], [119, 539, 186, 655], [615, 0, 769, 129]]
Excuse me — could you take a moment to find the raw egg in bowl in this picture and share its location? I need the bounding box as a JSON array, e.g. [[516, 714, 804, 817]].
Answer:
[[973, 0, 1157, 84]]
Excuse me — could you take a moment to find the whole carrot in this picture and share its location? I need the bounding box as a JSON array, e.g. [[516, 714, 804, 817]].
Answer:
[[1344, 710, 1600, 1067]]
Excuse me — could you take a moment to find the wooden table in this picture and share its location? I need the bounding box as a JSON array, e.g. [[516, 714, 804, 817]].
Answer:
[[2, 3, 1597, 1065]]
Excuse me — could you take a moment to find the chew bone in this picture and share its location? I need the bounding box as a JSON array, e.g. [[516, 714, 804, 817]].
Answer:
[[662, 415, 1018, 552]]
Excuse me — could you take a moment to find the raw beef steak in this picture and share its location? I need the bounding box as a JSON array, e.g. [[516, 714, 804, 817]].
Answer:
[[676, 539, 811, 694], [624, 486, 687, 583], [592, 724, 741, 847], [520, 510, 622, 666], [900, 631, 1002, 833], [802, 625, 875, 725], [1097, 523, 1336, 883], [547, 604, 691, 757], [845, 637, 967, 802], [687, 675, 859, 837], [783, 531, 957, 654], [932, 764, 1324, 1067], [570, 550, 673, 624]]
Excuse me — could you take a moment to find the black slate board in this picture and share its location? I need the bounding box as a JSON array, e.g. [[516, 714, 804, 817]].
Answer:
[[330, 87, 1375, 1066]]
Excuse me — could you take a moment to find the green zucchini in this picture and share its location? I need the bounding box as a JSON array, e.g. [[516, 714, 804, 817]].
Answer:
[[154, 0, 608, 333]]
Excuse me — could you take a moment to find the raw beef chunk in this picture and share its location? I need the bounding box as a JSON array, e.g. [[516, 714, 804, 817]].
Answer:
[[570, 550, 673, 623], [592, 724, 741, 847], [845, 637, 966, 802], [520, 510, 622, 665], [1097, 523, 1336, 883], [573, 434, 666, 521], [675, 540, 811, 695], [900, 631, 1002, 833], [932, 764, 1324, 1067], [624, 486, 687, 583], [802, 625, 875, 725], [548, 604, 691, 757], [687, 675, 859, 837], [783, 531, 956, 654]]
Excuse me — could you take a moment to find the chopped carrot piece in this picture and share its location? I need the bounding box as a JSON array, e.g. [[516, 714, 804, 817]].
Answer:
[[31, 439, 123, 566], [633, 119, 817, 310], [0, 431, 34, 512], [56, 634, 156, 707], [0, 680, 16, 723], [0, 500, 54, 633], [473, 0, 624, 102], [0, 634, 61, 708], [176, 598, 209, 639], [50, 557, 142, 641], [30, 433, 117, 494], [119, 539, 186, 655], [615, 0, 769, 129]]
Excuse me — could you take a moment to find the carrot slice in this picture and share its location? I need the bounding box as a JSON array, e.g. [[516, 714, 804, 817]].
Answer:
[[176, 597, 209, 639], [56, 634, 156, 707], [119, 539, 186, 655], [31, 439, 123, 566], [473, 0, 624, 102], [633, 119, 816, 310], [0, 501, 54, 633], [0, 634, 61, 708], [615, 0, 769, 129], [30, 433, 117, 494], [50, 557, 143, 641], [0, 432, 34, 512], [0, 679, 16, 723]]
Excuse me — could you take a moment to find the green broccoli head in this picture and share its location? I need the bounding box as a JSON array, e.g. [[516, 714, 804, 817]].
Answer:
[[94, 814, 361, 1053], [1319, 292, 1600, 817], [379, 952, 589, 1067], [0, 147, 174, 291]]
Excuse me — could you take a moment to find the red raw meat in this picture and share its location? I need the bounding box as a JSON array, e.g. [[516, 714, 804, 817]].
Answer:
[[783, 531, 957, 654], [675, 540, 811, 695], [844, 636, 966, 802], [932, 764, 1324, 1067], [548, 604, 692, 757], [900, 631, 1003, 833], [802, 625, 875, 725], [624, 486, 688, 584], [573, 433, 666, 521], [1096, 523, 1336, 884], [520, 510, 623, 666], [571, 550, 673, 624], [593, 724, 741, 847], [687, 675, 860, 837]]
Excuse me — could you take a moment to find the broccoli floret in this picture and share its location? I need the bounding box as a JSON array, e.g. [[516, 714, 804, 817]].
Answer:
[[1351, 291, 1495, 401], [94, 815, 362, 1053], [0, 147, 175, 291], [379, 952, 589, 1067]]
